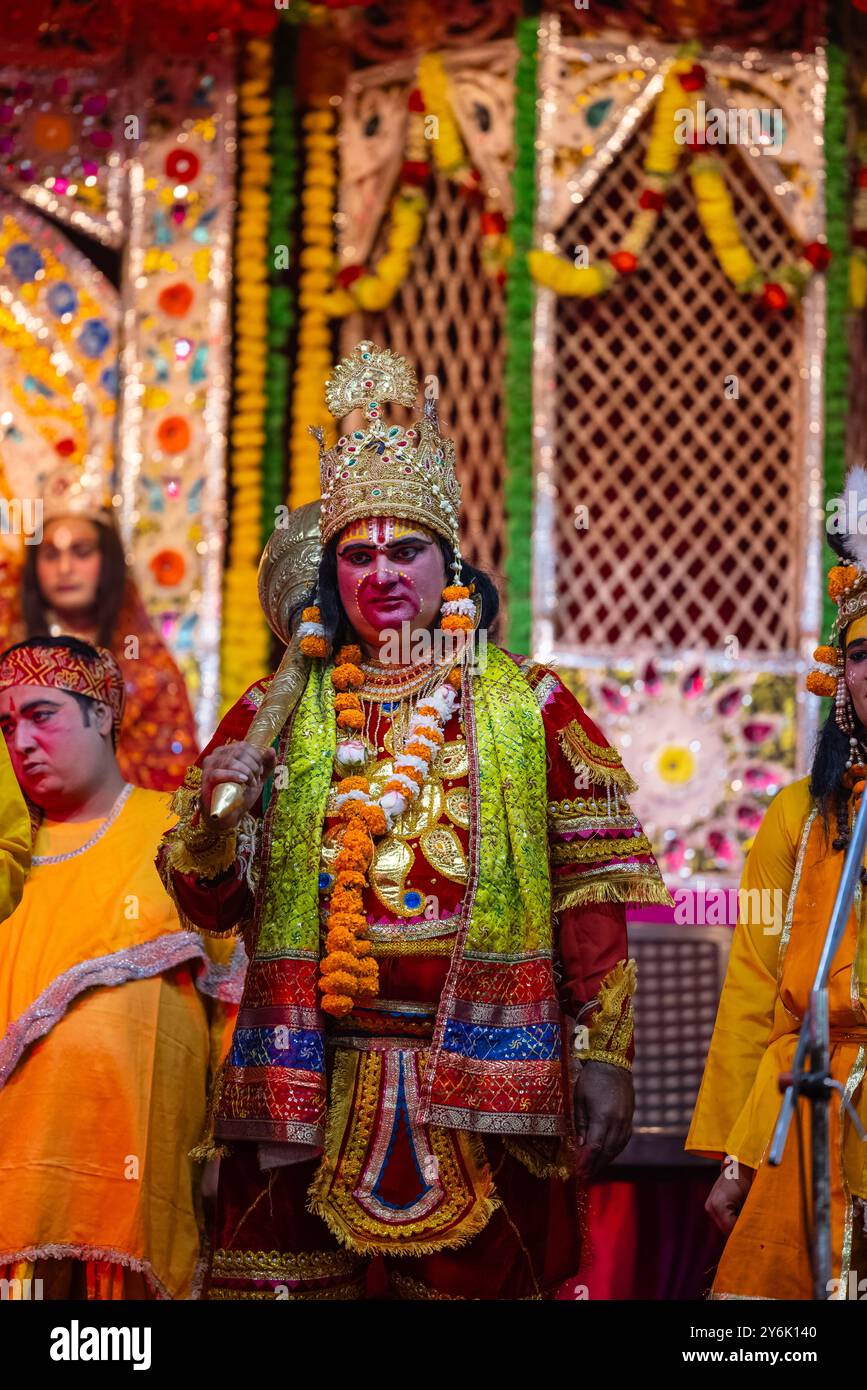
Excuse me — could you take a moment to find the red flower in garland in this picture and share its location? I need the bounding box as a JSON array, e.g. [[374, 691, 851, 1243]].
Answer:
[[858, 167, 867, 190], [337, 264, 365, 289], [854, 229, 867, 250], [481, 209, 506, 236], [407, 88, 425, 114], [639, 189, 665, 212], [762, 282, 790, 311], [678, 64, 706, 93], [802, 240, 831, 271], [609, 250, 639, 275], [400, 160, 429, 187]]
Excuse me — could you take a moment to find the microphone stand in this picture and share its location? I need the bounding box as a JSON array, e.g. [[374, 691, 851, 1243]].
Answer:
[[768, 785, 867, 1300]]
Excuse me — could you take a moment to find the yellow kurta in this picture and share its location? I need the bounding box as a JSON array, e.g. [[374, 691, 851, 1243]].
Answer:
[[0, 785, 242, 1299], [0, 733, 30, 922], [687, 775, 867, 1299]]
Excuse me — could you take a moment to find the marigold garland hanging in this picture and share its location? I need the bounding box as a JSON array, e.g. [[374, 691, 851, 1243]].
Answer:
[[324, 51, 508, 318], [316, 642, 458, 1018], [289, 105, 337, 507], [220, 35, 272, 709], [529, 54, 831, 311], [851, 136, 867, 311]]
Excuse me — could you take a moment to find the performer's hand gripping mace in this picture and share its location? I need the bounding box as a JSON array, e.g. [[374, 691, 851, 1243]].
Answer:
[[208, 635, 310, 821], [207, 499, 322, 822], [768, 784, 867, 1299]]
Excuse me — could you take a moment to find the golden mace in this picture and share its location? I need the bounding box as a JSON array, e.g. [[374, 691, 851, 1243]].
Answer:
[[209, 500, 322, 820]]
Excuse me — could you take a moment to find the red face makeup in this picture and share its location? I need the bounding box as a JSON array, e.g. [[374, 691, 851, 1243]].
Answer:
[[845, 638, 867, 729], [0, 684, 109, 805], [336, 516, 446, 655]]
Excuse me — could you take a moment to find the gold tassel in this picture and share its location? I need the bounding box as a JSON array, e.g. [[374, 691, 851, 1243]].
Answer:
[[162, 763, 240, 880], [557, 720, 638, 793], [190, 1061, 231, 1162]]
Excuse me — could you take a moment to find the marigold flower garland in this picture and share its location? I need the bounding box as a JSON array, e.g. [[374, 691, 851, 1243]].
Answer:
[[289, 104, 337, 507], [851, 144, 867, 311], [324, 52, 507, 316], [220, 35, 272, 710], [529, 57, 697, 298], [301, 635, 460, 1017], [529, 55, 831, 310]]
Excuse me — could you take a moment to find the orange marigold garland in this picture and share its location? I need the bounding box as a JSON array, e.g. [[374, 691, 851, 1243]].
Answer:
[[298, 604, 328, 658], [318, 642, 459, 1017]]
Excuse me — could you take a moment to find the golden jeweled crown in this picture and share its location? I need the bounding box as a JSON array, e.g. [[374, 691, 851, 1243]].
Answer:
[[313, 341, 461, 552]]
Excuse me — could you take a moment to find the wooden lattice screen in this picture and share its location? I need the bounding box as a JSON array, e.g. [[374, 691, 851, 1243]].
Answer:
[[545, 117, 807, 662], [342, 171, 507, 590]]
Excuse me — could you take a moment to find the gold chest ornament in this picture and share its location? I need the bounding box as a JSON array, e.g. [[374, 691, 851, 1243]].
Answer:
[[321, 717, 470, 918]]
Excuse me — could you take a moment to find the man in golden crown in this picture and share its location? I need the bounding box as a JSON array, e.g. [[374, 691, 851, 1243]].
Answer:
[[158, 342, 670, 1301]]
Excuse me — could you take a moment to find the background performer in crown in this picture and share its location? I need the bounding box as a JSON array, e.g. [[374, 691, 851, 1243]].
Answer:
[[158, 342, 670, 1301]]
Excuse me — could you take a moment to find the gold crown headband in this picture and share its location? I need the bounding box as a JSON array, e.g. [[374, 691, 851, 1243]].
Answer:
[[312, 341, 462, 572]]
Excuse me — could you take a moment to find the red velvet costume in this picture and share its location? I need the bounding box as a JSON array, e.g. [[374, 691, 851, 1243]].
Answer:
[[161, 655, 669, 1300]]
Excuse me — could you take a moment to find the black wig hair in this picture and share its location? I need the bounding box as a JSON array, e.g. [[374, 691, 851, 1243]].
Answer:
[[808, 517, 866, 848]]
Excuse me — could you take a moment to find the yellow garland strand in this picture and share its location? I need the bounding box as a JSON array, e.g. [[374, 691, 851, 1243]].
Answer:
[[417, 52, 467, 179], [689, 160, 759, 288], [529, 58, 695, 296], [530, 56, 826, 305], [289, 106, 337, 506], [220, 37, 272, 711]]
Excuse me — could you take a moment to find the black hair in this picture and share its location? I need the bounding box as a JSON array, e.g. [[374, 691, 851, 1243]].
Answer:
[[0, 634, 118, 748], [292, 532, 501, 653], [22, 518, 126, 648]]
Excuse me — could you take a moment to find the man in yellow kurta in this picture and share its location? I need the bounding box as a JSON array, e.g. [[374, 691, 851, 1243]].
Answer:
[[0, 730, 29, 922], [0, 636, 243, 1299], [688, 497, 867, 1300]]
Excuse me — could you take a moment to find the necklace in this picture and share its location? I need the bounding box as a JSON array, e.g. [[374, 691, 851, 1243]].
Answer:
[[32, 783, 134, 866], [360, 661, 434, 702]]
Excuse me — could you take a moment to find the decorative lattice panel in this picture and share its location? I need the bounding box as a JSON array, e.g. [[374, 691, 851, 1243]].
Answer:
[[625, 923, 731, 1160], [548, 126, 805, 659], [344, 171, 507, 589]]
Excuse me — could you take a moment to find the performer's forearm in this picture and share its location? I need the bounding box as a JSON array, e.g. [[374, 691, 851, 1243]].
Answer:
[[559, 901, 636, 1067], [166, 855, 254, 934]]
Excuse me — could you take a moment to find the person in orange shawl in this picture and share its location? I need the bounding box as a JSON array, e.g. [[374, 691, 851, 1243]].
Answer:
[[0, 636, 243, 1299], [0, 731, 30, 923], [0, 468, 198, 792], [688, 466, 867, 1299]]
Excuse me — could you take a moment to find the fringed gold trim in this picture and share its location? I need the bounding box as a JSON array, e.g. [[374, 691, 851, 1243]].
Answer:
[[165, 829, 239, 880], [162, 761, 240, 880], [557, 720, 638, 793], [502, 1135, 576, 1180], [306, 1052, 501, 1257], [307, 1170, 501, 1259], [553, 874, 674, 912], [190, 1060, 231, 1161], [577, 959, 637, 1071]]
